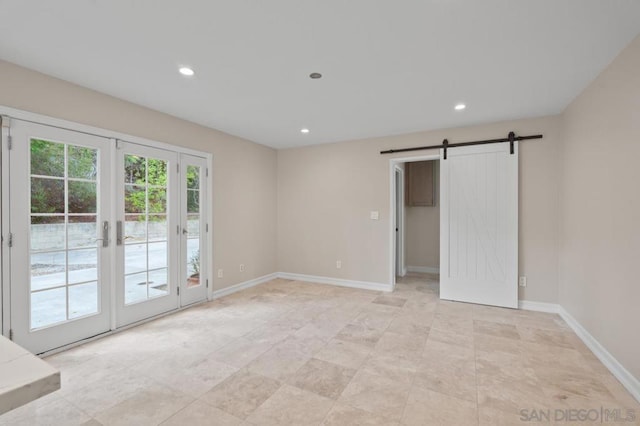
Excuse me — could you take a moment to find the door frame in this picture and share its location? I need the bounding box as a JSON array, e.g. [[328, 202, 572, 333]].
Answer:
[[0, 105, 214, 343], [388, 153, 441, 290], [393, 166, 405, 278]]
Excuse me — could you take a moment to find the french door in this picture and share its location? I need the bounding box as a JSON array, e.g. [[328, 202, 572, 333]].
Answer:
[[4, 117, 210, 353], [179, 154, 208, 306], [115, 142, 180, 327], [8, 120, 112, 354], [439, 142, 518, 308]]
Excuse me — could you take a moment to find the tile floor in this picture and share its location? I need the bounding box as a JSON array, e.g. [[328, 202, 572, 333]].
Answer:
[[1, 274, 638, 425]]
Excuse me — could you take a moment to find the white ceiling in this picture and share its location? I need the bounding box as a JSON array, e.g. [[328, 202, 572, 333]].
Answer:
[[1, 1, 640, 149]]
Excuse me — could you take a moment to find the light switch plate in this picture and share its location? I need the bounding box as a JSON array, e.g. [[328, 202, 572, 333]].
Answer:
[[370, 211, 379, 220]]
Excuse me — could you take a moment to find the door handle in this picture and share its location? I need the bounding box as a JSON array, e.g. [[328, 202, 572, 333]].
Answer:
[[95, 221, 109, 247], [116, 220, 123, 246]]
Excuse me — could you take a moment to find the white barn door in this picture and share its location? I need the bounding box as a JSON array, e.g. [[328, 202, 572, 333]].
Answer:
[[439, 142, 518, 308]]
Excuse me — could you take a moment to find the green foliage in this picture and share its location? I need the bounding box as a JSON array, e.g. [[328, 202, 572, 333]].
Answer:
[[30, 140, 98, 220], [189, 249, 200, 274], [30, 143, 196, 221]]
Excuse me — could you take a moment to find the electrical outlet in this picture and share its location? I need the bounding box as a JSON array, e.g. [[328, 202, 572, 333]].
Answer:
[[336, 260, 342, 269], [218, 269, 223, 278], [239, 264, 245, 272], [519, 276, 527, 287]]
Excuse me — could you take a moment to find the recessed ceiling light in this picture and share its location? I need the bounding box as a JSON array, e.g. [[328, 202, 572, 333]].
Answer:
[[454, 103, 466, 111], [179, 67, 195, 76], [309, 73, 322, 79], [301, 128, 310, 134]]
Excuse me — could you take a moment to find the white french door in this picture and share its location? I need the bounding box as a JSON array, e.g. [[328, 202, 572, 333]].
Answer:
[[439, 142, 518, 308], [179, 154, 208, 306], [4, 113, 211, 354], [115, 142, 180, 327], [8, 120, 112, 354]]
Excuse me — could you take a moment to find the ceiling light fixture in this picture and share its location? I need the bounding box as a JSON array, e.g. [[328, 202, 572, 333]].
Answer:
[[301, 128, 310, 134], [309, 73, 322, 79], [454, 103, 466, 111], [179, 67, 195, 76]]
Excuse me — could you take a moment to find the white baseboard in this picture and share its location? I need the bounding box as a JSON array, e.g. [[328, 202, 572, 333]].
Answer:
[[558, 306, 640, 403], [406, 266, 440, 274], [277, 272, 392, 293], [211, 273, 278, 300], [520, 300, 640, 403], [518, 300, 560, 313]]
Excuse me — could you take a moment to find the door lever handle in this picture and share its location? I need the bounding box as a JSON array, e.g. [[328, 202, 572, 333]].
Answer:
[[98, 221, 109, 248], [116, 220, 123, 246]]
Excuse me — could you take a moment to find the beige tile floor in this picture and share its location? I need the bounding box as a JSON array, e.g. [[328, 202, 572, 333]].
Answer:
[[1, 273, 638, 425]]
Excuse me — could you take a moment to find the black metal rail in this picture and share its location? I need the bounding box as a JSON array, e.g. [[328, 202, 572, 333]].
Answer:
[[380, 131, 543, 159]]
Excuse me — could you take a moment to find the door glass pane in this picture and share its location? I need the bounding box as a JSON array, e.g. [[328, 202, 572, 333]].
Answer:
[[68, 181, 97, 213], [28, 139, 101, 329], [186, 165, 200, 189], [148, 215, 167, 241], [69, 282, 98, 319], [31, 251, 65, 292], [187, 214, 199, 237], [68, 248, 98, 284], [187, 190, 199, 213], [30, 215, 65, 252], [31, 177, 64, 214], [148, 242, 168, 269], [125, 155, 146, 184], [148, 188, 167, 213], [148, 158, 167, 186], [125, 243, 147, 274], [68, 146, 98, 180], [125, 272, 148, 305], [186, 238, 200, 288], [185, 164, 202, 288], [31, 288, 67, 329], [123, 155, 170, 304], [30, 139, 65, 177], [125, 185, 145, 213], [68, 215, 97, 249], [149, 268, 168, 298]]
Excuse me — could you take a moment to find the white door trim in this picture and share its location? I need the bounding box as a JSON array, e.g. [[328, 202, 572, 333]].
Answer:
[[1, 117, 12, 337], [0, 106, 209, 158], [394, 166, 405, 278], [388, 154, 440, 290]]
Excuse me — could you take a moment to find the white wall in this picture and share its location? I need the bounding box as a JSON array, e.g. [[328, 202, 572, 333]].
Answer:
[[405, 160, 440, 271], [0, 59, 278, 291], [559, 34, 640, 379], [278, 115, 561, 303]]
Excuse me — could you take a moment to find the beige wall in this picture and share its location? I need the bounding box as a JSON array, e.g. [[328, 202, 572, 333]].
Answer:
[[405, 161, 440, 270], [0, 60, 278, 291], [278, 115, 561, 302], [559, 35, 640, 378]]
